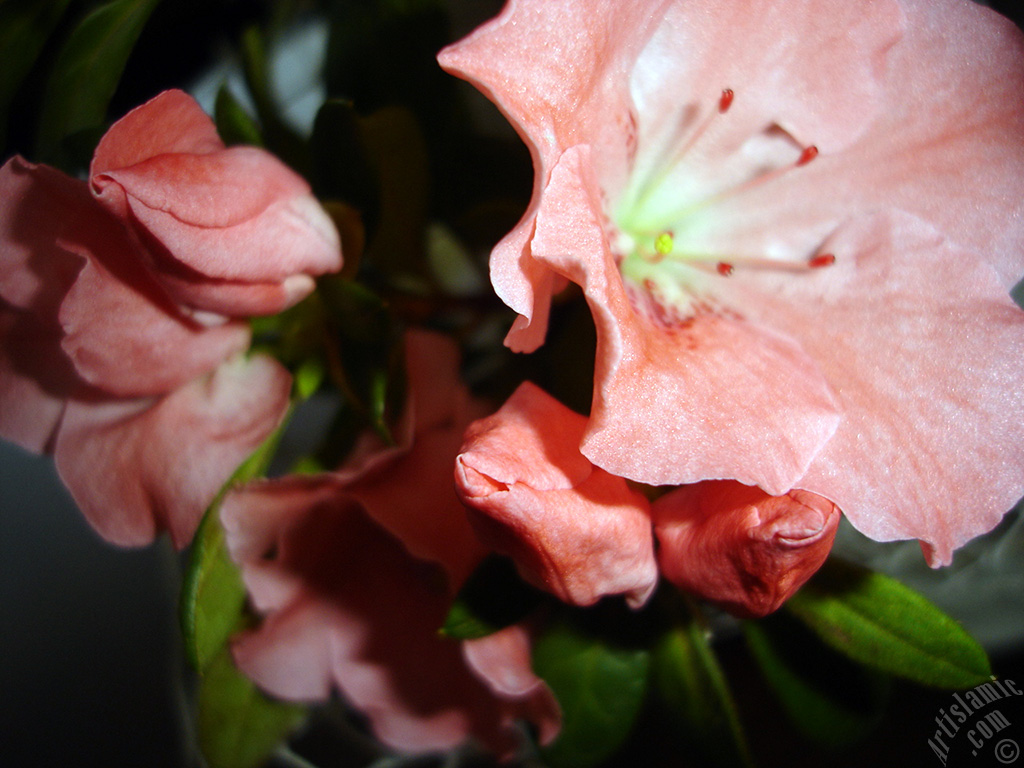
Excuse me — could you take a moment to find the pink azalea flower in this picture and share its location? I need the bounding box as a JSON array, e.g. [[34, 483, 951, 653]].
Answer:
[[221, 332, 559, 754], [456, 382, 837, 617], [439, 0, 1024, 565], [0, 89, 340, 546]]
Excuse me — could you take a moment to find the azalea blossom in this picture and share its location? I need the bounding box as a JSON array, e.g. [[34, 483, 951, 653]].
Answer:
[[439, 0, 1024, 565], [0, 89, 342, 546], [456, 381, 838, 617], [221, 331, 559, 753]]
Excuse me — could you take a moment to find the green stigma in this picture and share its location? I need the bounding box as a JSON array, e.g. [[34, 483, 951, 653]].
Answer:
[[654, 231, 674, 256]]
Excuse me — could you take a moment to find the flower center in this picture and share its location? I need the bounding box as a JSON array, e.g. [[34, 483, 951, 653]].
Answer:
[[611, 89, 834, 327]]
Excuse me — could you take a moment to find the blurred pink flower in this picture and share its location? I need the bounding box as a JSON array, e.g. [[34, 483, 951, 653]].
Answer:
[[0, 89, 341, 546], [440, 0, 1024, 565], [88, 90, 341, 317], [456, 382, 837, 617], [221, 332, 559, 754]]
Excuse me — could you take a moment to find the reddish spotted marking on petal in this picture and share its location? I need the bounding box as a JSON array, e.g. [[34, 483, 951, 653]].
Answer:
[[716, 262, 735, 276]]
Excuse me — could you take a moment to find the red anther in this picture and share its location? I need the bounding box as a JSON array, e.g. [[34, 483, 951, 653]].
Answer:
[[797, 145, 819, 166], [719, 88, 735, 113], [716, 262, 735, 276], [808, 253, 836, 268]]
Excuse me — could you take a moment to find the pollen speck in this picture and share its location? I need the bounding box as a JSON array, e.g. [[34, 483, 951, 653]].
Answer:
[[655, 231, 675, 255]]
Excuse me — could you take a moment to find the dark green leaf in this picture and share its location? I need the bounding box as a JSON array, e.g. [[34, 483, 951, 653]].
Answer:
[[316, 277, 404, 446], [239, 24, 308, 173], [36, 0, 162, 162], [744, 612, 889, 747], [441, 556, 545, 640], [310, 99, 379, 228], [0, 0, 74, 148], [324, 0, 456, 144], [653, 603, 754, 767], [786, 559, 991, 688], [533, 615, 651, 768], [358, 106, 430, 281], [214, 85, 264, 147], [197, 647, 306, 768]]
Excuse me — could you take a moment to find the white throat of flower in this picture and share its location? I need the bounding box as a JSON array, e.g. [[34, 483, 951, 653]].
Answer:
[[611, 89, 835, 326]]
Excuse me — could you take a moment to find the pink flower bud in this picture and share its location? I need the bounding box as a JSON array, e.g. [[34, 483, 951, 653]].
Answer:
[[654, 481, 840, 617]]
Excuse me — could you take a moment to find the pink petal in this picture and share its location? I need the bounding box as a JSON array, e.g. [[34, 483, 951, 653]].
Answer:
[[54, 354, 291, 548], [630, 0, 904, 156], [323, 330, 488, 585], [87, 90, 342, 315], [439, 0, 666, 351], [463, 625, 561, 746], [0, 158, 90, 314], [345, 424, 488, 588], [725, 211, 1024, 566], [533, 145, 840, 491], [661, 0, 1024, 291], [90, 90, 224, 177], [58, 244, 252, 398], [147, 272, 318, 318], [96, 150, 340, 282], [0, 307, 74, 453], [653, 481, 839, 618], [224, 479, 555, 754], [456, 382, 658, 608]]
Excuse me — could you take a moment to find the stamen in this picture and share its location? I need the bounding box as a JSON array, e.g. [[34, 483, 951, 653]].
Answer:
[[632, 246, 838, 276], [652, 90, 736, 187], [654, 231, 675, 255], [718, 88, 734, 113], [627, 88, 737, 215], [797, 145, 819, 166], [659, 141, 824, 226]]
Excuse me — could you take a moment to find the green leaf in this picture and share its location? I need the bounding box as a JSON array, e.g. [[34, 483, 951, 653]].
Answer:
[[181, 399, 297, 670], [214, 85, 264, 147], [36, 0, 162, 162], [744, 612, 889, 747], [310, 99, 378, 207], [786, 559, 992, 689], [179, 388, 312, 768], [653, 603, 754, 767], [317, 277, 404, 446], [238, 24, 308, 174], [0, 0, 74, 148], [440, 555, 544, 640], [533, 614, 651, 768], [180, 495, 249, 671], [358, 106, 430, 281], [197, 647, 306, 768]]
